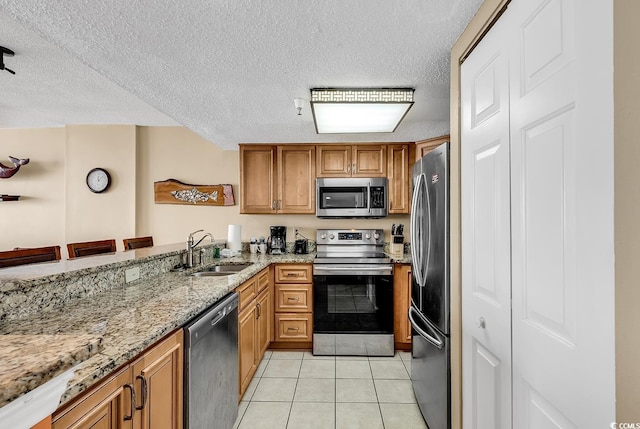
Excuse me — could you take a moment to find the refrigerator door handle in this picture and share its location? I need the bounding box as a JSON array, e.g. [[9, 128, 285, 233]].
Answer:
[[409, 306, 444, 350], [423, 174, 432, 281], [410, 173, 425, 286]]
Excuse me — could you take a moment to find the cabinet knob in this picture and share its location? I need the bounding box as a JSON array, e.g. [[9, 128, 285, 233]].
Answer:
[[476, 317, 486, 329]]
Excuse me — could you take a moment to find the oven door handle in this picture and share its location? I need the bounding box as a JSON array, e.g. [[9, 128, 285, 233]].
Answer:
[[409, 306, 444, 350], [314, 266, 391, 271]]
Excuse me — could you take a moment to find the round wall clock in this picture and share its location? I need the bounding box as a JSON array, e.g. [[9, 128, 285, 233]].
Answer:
[[86, 168, 111, 193]]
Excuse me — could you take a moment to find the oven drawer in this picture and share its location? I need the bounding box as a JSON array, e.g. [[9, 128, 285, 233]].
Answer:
[[275, 284, 312, 312], [274, 313, 312, 341], [275, 264, 312, 283]]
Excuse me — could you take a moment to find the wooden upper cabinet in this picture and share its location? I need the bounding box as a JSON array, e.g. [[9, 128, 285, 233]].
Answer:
[[351, 145, 386, 177], [415, 135, 449, 162], [316, 145, 351, 177], [239, 145, 276, 214], [317, 144, 386, 177], [240, 144, 315, 214], [277, 145, 316, 214], [387, 144, 410, 214]]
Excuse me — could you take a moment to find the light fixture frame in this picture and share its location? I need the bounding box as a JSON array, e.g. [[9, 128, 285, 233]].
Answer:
[[309, 88, 414, 134]]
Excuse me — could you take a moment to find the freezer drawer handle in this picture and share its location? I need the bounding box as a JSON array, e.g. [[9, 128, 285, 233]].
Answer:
[[408, 307, 444, 350]]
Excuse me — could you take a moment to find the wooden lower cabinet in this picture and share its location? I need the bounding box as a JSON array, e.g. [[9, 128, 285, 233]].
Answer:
[[131, 331, 183, 429], [256, 286, 272, 357], [274, 313, 312, 341], [272, 264, 313, 347], [237, 267, 272, 399], [32, 416, 52, 429], [52, 330, 183, 429], [238, 302, 258, 396], [394, 264, 412, 348]]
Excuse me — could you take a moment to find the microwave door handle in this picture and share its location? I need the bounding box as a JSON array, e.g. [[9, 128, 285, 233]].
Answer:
[[367, 182, 371, 213]]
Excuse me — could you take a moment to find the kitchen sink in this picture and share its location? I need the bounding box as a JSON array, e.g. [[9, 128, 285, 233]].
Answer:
[[190, 263, 253, 277]]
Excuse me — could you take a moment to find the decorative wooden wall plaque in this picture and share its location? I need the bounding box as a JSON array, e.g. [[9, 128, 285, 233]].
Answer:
[[154, 179, 235, 206]]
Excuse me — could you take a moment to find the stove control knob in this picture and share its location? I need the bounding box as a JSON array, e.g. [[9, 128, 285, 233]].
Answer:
[[329, 233, 335, 240], [365, 233, 371, 240], [373, 232, 381, 240], [320, 233, 327, 240]]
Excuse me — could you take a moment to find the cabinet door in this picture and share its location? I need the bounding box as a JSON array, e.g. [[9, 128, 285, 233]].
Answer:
[[387, 144, 410, 214], [238, 304, 258, 397], [239, 145, 276, 213], [52, 367, 133, 429], [236, 277, 257, 312], [275, 264, 312, 283], [352, 145, 386, 177], [274, 313, 312, 342], [316, 145, 351, 177], [275, 284, 312, 312], [131, 331, 183, 429], [393, 264, 412, 345], [415, 135, 449, 161], [277, 145, 316, 213], [256, 287, 272, 358]]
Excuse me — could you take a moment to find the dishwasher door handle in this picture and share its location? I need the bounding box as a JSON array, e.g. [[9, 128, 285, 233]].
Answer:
[[210, 310, 226, 327]]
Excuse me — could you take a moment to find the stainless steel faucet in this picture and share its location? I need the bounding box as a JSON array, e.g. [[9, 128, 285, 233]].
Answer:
[[187, 230, 214, 268]]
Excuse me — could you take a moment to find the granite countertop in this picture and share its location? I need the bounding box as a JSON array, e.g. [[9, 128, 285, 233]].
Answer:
[[0, 334, 103, 407], [0, 252, 314, 408], [0, 249, 410, 410]]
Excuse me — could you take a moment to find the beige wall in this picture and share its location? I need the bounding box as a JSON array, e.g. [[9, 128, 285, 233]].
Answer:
[[0, 128, 66, 250], [614, 0, 640, 421], [136, 127, 408, 246], [1, 125, 408, 253], [65, 125, 137, 247]]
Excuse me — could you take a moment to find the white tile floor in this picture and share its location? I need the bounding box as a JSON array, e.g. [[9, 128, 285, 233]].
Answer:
[[234, 350, 428, 429]]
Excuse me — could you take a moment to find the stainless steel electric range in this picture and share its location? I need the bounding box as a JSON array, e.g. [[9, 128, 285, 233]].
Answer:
[[312, 229, 394, 356]]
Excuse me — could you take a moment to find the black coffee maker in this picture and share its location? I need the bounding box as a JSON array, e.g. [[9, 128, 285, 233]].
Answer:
[[268, 226, 286, 254]]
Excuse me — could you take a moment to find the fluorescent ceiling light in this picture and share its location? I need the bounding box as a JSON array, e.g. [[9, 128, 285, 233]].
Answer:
[[310, 88, 414, 134]]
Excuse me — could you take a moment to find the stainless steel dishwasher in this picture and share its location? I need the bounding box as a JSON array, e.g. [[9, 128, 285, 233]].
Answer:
[[184, 292, 239, 429]]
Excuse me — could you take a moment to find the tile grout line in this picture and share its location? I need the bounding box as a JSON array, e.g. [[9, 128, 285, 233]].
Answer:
[[369, 355, 387, 429]]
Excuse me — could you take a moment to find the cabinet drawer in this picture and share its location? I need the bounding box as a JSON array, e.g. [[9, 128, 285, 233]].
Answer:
[[275, 284, 312, 312], [275, 264, 312, 283], [274, 313, 312, 341], [236, 278, 256, 312], [257, 267, 270, 293]]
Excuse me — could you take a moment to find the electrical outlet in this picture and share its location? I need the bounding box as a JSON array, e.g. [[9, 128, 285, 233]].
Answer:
[[125, 267, 140, 283], [293, 227, 300, 237]]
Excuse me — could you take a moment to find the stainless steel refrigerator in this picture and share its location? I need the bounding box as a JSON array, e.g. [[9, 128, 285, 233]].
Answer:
[[409, 142, 450, 429]]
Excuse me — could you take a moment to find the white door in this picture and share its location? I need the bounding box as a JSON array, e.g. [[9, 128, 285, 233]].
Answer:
[[508, 0, 615, 427], [460, 8, 513, 429]]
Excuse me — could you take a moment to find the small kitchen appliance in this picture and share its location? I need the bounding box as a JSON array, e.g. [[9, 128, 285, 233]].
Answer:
[[294, 238, 308, 254], [268, 226, 286, 254], [316, 177, 388, 218]]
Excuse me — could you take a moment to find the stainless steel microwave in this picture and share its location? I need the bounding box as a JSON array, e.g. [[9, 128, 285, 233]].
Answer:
[[316, 177, 388, 218]]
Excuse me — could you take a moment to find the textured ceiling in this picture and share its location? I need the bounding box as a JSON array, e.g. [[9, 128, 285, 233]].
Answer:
[[0, 1, 482, 149]]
